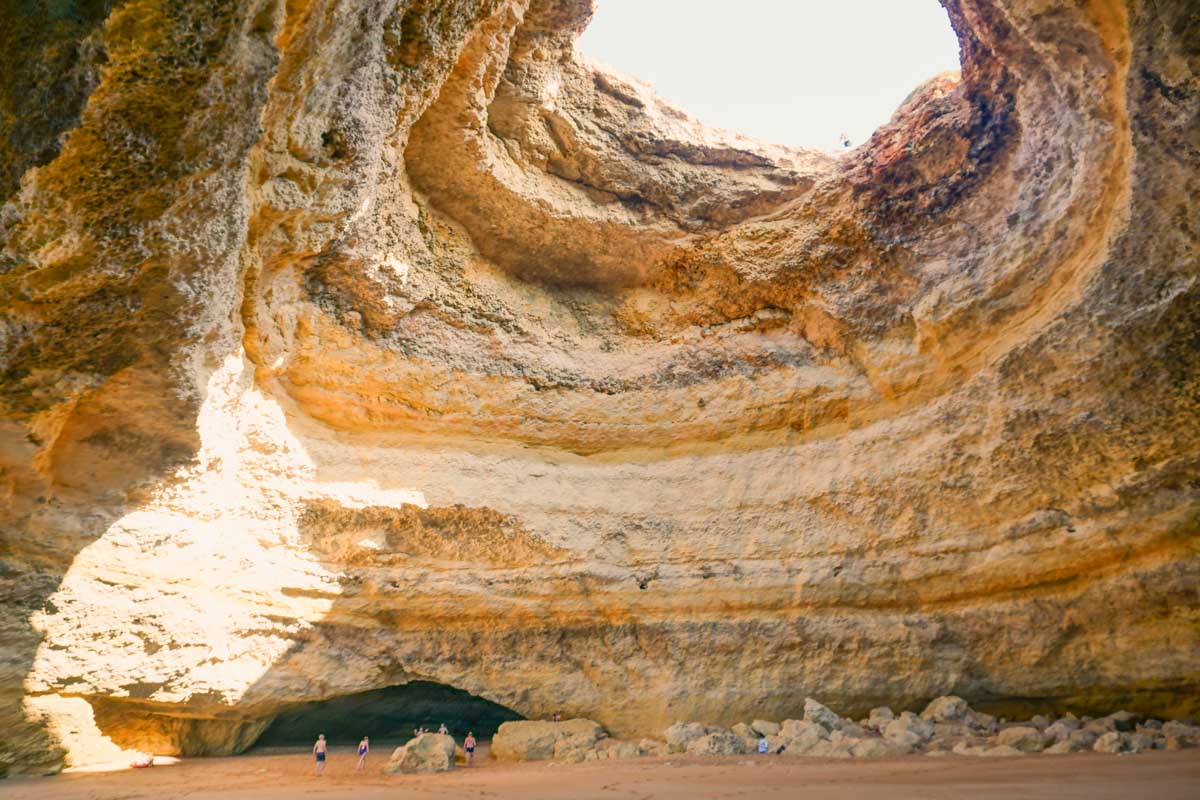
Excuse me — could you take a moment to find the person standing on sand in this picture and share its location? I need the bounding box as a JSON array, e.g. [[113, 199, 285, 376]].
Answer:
[[313, 734, 327, 776], [356, 736, 369, 771], [464, 732, 477, 765]]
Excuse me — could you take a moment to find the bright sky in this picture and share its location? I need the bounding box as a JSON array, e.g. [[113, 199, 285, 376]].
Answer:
[[576, 0, 961, 151]]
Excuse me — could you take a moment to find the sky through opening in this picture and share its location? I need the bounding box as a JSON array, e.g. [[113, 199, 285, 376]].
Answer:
[[577, 0, 962, 151]]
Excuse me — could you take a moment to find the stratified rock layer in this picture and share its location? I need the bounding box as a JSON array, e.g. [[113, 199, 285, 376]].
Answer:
[[1, 0, 1197, 777]]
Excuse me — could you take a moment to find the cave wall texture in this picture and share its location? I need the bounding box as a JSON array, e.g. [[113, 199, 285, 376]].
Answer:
[[1, 0, 1198, 777]]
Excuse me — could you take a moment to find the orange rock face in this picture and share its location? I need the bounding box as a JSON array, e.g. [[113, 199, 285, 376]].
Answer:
[[1, 0, 1197, 777]]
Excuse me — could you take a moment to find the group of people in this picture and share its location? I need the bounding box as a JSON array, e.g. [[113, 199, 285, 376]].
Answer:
[[311, 727, 478, 775]]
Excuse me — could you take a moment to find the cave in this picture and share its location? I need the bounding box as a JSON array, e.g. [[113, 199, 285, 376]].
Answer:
[[2, 0, 1197, 779], [254, 682, 524, 747]]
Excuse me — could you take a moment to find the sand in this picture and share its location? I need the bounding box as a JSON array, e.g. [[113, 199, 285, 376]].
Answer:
[[5, 744, 1200, 799]]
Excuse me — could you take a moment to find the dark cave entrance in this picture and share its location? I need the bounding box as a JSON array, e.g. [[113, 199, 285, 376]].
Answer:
[[254, 681, 523, 748]]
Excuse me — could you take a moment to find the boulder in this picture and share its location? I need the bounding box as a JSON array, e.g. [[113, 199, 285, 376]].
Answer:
[[664, 721, 708, 754], [1068, 729, 1100, 749], [921, 696, 970, 723], [751, 720, 780, 737], [1128, 733, 1157, 753], [884, 729, 926, 752], [553, 737, 591, 762], [686, 731, 745, 757], [1044, 739, 1078, 754], [1043, 720, 1079, 743], [732, 730, 760, 753], [995, 726, 1045, 753], [933, 722, 972, 741], [783, 724, 834, 756], [981, 745, 1024, 757], [1161, 720, 1200, 746], [595, 740, 640, 760], [803, 698, 843, 732], [561, 747, 590, 763], [764, 734, 788, 754], [1165, 734, 1193, 751], [638, 738, 667, 757], [731, 722, 756, 741], [840, 721, 869, 739], [780, 719, 830, 751], [964, 710, 998, 734], [851, 737, 912, 758], [818, 731, 861, 758], [953, 741, 1022, 757], [1094, 732, 1127, 753], [1108, 711, 1140, 732], [382, 733, 456, 774], [1090, 711, 1139, 733], [867, 707, 895, 731], [1029, 714, 1050, 730], [884, 712, 934, 743], [492, 719, 604, 762]]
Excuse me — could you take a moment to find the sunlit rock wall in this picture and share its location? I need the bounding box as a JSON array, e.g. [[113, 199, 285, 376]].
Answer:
[[1, 0, 1197, 776]]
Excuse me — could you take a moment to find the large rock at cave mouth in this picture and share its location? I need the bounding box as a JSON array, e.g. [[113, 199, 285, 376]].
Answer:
[[0, 0, 1197, 778], [383, 734, 457, 774], [492, 720, 605, 762]]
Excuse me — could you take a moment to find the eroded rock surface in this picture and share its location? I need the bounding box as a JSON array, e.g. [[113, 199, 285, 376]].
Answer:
[[0, 0, 1197, 777]]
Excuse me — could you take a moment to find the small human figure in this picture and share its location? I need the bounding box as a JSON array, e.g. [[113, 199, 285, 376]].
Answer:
[[757, 736, 769, 754], [438, 723, 448, 735], [356, 736, 369, 771], [552, 711, 561, 723], [313, 734, 327, 776], [464, 731, 477, 765], [839, 132, 851, 149]]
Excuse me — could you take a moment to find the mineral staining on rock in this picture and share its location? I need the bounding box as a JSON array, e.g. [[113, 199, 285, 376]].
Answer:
[[1, 0, 1198, 778]]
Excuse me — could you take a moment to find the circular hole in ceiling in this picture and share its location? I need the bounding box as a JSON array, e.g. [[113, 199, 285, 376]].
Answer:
[[576, 0, 962, 151]]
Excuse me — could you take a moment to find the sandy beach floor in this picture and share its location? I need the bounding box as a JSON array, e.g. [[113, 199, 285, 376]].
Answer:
[[5, 744, 1199, 799]]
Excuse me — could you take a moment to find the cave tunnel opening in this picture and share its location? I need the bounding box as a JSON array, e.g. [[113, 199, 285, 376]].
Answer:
[[253, 681, 523, 748]]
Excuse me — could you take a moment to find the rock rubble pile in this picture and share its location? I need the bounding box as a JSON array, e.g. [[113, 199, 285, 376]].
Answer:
[[493, 699, 1200, 763]]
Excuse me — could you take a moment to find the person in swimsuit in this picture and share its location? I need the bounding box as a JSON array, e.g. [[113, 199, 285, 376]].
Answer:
[[356, 736, 369, 771], [438, 723, 448, 735], [313, 734, 327, 776], [464, 732, 476, 765]]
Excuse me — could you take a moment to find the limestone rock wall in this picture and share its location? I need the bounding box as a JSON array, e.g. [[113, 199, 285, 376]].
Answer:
[[1, 0, 1197, 777]]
